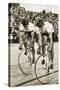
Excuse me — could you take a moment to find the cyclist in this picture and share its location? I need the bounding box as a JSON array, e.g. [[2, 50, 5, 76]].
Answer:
[[37, 18, 54, 69], [18, 18, 54, 67], [32, 17, 43, 54], [18, 19, 29, 50], [18, 18, 42, 64], [28, 19, 43, 63]]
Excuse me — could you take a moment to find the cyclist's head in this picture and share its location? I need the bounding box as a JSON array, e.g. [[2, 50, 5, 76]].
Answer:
[[36, 18, 44, 28], [22, 19, 29, 27]]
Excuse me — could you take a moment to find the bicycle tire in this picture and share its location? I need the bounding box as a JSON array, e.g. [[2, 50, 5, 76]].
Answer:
[[18, 48, 32, 75], [34, 53, 54, 84]]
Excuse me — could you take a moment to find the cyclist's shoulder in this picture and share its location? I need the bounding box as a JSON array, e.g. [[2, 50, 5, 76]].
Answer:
[[35, 26, 41, 34], [19, 24, 25, 31], [35, 26, 40, 30], [29, 22, 35, 27], [19, 24, 24, 28], [42, 21, 54, 33], [28, 22, 35, 31], [44, 21, 53, 28]]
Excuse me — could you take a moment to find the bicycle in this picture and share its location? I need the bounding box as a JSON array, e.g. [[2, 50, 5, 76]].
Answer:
[[18, 31, 55, 84], [18, 30, 35, 75], [34, 44, 54, 84], [34, 33, 55, 84]]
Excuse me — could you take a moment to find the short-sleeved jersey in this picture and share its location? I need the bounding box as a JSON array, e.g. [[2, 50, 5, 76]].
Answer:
[[19, 22, 41, 35], [42, 21, 54, 33], [28, 22, 41, 35], [28, 22, 35, 31], [34, 26, 41, 35]]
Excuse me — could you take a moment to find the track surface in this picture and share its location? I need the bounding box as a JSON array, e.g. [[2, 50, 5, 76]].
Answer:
[[9, 43, 58, 86]]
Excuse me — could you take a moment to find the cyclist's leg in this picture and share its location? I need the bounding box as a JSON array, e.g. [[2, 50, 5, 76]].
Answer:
[[23, 33, 29, 55], [41, 35, 46, 65], [31, 32, 35, 64], [23, 33, 32, 55], [23, 40, 28, 55], [19, 32, 23, 50], [32, 44, 35, 64], [37, 33, 42, 54], [48, 33, 54, 69], [42, 35, 48, 54]]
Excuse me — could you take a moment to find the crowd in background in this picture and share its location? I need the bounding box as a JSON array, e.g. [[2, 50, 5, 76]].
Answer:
[[8, 3, 58, 43]]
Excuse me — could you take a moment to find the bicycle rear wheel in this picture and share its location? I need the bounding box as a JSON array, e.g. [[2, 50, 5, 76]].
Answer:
[[18, 48, 33, 75], [35, 54, 54, 84]]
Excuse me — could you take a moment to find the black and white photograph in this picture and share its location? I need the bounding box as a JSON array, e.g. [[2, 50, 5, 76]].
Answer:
[[8, 3, 59, 87]]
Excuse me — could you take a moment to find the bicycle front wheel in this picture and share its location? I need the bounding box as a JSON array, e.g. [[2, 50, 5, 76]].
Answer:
[[35, 54, 54, 84], [18, 48, 33, 75]]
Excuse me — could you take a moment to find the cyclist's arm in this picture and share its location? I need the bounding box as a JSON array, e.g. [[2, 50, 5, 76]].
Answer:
[[49, 25, 54, 49], [38, 32, 42, 46], [31, 31, 35, 44], [19, 30, 34, 32]]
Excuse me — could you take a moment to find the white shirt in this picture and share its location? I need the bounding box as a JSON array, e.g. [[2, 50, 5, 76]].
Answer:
[[28, 22, 41, 34], [34, 26, 41, 35], [19, 22, 41, 35], [19, 24, 25, 31], [19, 24, 25, 36], [28, 22, 35, 31], [42, 21, 54, 33]]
